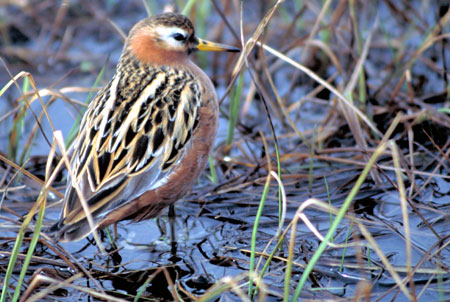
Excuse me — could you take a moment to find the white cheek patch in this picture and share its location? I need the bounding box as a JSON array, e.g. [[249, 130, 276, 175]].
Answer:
[[155, 26, 187, 48]]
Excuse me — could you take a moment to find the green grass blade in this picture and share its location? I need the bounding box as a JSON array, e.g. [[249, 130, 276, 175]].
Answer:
[[208, 155, 217, 184], [248, 172, 271, 298], [0, 193, 42, 302], [0, 228, 26, 302], [324, 176, 333, 243], [291, 113, 402, 299], [8, 77, 30, 163], [292, 141, 387, 300], [226, 72, 243, 146], [339, 219, 354, 273], [181, 0, 198, 15], [11, 192, 47, 302]]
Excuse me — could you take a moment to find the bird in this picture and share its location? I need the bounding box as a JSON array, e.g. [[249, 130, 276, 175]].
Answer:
[[49, 13, 239, 242]]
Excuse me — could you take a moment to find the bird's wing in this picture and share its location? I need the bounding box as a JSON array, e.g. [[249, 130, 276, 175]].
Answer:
[[61, 67, 201, 225]]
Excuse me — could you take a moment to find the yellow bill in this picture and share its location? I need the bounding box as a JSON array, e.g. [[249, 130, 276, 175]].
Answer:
[[196, 38, 240, 52]]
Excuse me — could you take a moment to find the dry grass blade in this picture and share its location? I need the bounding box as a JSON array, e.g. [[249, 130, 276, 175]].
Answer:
[[260, 49, 309, 145], [20, 273, 84, 302], [341, 15, 380, 183], [1, 70, 56, 147], [0, 154, 63, 199], [357, 222, 413, 300], [224, 0, 285, 101], [256, 41, 382, 137], [52, 131, 105, 253], [412, 136, 450, 199], [390, 140, 416, 300], [22, 274, 128, 302], [300, 0, 333, 62]]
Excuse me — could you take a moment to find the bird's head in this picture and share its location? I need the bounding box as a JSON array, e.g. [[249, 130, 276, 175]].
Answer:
[[126, 13, 239, 65]]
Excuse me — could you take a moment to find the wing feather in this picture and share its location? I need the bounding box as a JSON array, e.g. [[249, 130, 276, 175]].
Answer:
[[61, 67, 201, 226]]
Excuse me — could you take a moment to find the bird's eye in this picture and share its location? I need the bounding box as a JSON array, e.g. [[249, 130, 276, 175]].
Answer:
[[173, 33, 186, 41]]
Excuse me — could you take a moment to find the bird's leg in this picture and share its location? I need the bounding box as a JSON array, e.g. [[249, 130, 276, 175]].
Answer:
[[113, 223, 118, 241], [168, 204, 178, 256]]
